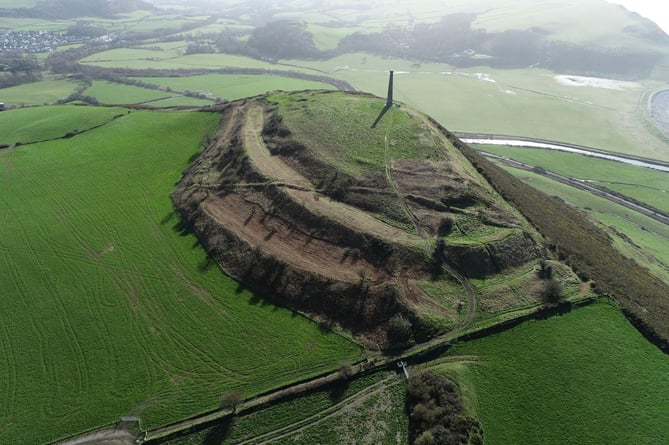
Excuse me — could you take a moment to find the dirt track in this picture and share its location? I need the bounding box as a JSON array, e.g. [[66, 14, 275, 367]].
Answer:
[[56, 428, 135, 445]]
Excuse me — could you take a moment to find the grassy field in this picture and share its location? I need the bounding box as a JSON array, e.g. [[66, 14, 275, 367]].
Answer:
[[0, 107, 361, 444], [0, 77, 83, 106], [149, 95, 214, 107], [493, 164, 669, 283], [284, 53, 669, 161], [445, 302, 669, 444], [478, 144, 669, 213], [271, 91, 440, 178], [157, 371, 408, 445], [134, 74, 336, 101], [80, 50, 298, 71], [83, 80, 175, 105], [0, 105, 128, 145]]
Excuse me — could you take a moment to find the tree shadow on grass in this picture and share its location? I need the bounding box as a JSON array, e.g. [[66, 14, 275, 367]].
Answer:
[[203, 416, 234, 445], [327, 379, 349, 403]]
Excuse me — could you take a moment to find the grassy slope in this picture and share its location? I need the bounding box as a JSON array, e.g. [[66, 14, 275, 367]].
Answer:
[[0, 77, 83, 107], [80, 50, 293, 71], [158, 372, 408, 445], [286, 54, 669, 161], [478, 144, 669, 214], [0, 105, 128, 145], [492, 164, 669, 283], [83, 80, 173, 104], [450, 303, 669, 444], [134, 74, 336, 101], [0, 108, 361, 444]]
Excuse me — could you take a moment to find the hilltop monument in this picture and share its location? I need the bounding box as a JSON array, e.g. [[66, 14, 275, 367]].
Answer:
[[386, 70, 394, 107], [372, 70, 395, 128]]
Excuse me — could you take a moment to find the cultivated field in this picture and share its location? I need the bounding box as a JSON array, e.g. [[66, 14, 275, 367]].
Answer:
[[0, 107, 361, 444], [446, 302, 669, 444]]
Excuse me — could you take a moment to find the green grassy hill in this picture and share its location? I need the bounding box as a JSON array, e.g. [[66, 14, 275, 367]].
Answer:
[[446, 302, 669, 444]]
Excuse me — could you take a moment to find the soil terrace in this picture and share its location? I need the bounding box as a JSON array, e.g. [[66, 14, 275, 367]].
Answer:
[[173, 92, 545, 340]]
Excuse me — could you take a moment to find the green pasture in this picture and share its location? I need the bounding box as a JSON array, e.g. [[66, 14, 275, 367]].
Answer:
[[494, 165, 669, 283], [176, 21, 253, 37], [83, 80, 173, 105], [0, 77, 83, 106], [81, 50, 292, 71], [158, 371, 407, 445], [149, 95, 214, 107], [135, 74, 336, 102], [285, 53, 668, 161], [447, 302, 669, 444], [80, 46, 185, 63], [139, 40, 190, 51], [479, 144, 669, 213], [123, 15, 197, 33], [0, 105, 127, 145], [271, 91, 440, 178], [0, 108, 361, 445], [307, 24, 359, 50]]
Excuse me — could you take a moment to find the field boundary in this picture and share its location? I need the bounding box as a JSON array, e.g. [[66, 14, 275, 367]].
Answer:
[[139, 296, 600, 444]]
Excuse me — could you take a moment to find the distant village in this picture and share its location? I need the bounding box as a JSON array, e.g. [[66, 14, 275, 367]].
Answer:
[[0, 30, 89, 53]]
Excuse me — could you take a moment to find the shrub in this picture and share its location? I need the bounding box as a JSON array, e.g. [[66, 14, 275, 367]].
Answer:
[[406, 370, 483, 445], [387, 314, 412, 346], [541, 279, 564, 303]]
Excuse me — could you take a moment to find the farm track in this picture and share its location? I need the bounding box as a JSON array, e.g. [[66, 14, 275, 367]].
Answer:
[[235, 375, 400, 445]]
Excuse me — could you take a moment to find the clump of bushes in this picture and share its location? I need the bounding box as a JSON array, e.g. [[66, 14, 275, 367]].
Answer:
[[406, 370, 483, 445]]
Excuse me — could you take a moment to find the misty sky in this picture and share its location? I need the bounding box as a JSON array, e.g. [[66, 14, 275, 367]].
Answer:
[[606, 0, 669, 35]]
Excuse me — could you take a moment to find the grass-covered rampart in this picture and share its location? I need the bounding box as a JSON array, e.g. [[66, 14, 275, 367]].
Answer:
[[440, 123, 669, 352]]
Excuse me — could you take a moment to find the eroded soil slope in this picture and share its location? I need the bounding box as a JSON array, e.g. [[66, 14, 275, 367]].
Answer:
[[174, 92, 546, 344]]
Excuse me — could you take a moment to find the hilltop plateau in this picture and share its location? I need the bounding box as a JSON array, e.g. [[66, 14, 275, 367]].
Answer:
[[173, 91, 567, 345]]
